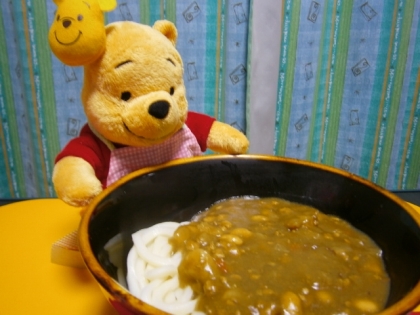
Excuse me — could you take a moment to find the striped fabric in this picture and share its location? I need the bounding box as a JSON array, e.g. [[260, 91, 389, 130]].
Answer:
[[1, 0, 59, 198], [1, 1, 419, 197], [247, 0, 420, 190], [0, 0, 248, 198]]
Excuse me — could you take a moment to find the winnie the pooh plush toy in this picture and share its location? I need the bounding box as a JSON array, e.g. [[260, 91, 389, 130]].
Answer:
[[49, 0, 249, 207]]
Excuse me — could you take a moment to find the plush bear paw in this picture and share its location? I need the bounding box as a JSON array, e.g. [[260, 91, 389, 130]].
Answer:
[[52, 156, 103, 207], [207, 121, 249, 155]]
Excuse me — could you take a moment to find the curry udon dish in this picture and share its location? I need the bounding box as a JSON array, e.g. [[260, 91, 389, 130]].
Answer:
[[126, 197, 390, 315]]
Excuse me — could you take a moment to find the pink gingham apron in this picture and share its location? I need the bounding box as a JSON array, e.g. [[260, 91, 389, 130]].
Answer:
[[106, 126, 202, 187]]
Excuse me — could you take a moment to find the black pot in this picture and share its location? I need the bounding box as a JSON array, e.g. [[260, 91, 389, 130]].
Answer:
[[79, 155, 420, 315]]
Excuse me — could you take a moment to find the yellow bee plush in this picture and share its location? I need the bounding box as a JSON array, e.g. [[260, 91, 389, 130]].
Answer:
[[49, 0, 249, 207], [48, 0, 116, 65]]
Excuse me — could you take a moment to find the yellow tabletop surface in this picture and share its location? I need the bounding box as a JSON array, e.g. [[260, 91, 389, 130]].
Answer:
[[0, 199, 419, 315], [0, 199, 118, 315]]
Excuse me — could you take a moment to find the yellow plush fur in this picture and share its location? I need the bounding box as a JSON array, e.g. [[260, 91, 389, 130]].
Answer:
[[49, 1, 249, 207]]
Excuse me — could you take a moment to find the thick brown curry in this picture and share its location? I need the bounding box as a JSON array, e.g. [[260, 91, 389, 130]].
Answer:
[[170, 197, 390, 315]]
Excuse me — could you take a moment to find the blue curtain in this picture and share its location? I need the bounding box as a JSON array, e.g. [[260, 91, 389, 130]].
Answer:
[[247, 0, 420, 190], [1, 0, 419, 198]]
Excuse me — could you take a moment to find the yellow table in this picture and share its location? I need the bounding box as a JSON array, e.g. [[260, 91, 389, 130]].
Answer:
[[0, 199, 118, 315], [0, 199, 419, 314]]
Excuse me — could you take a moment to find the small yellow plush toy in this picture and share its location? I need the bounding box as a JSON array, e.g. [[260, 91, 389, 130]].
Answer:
[[48, 0, 116, 66], [49, 0, 249, 207]]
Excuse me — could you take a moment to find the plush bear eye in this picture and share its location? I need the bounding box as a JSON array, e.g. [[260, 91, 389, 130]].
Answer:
[[170, 87, 175, 95], [121, 91, 131, 101], [56, 14, 60, 21], [77, 14, 83, 21]]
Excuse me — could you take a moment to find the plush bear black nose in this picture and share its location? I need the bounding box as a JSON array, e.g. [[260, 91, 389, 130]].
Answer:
[[63, 19, 72, 28], [148, 101, 170, 119]]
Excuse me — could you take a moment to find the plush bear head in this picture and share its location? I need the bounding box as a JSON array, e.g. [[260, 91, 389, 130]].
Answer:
[[49, 0, 196, 148], [82, 21, 188, 147]]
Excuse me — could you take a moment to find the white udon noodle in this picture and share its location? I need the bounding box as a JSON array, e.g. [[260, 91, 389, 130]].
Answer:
[[126, 222, 205, 315]]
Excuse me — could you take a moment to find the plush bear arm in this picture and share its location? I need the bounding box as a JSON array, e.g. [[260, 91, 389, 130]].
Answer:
[[55, 124, 111, 187], [207, 121, 249, 154], [53, 156, 103, 207]]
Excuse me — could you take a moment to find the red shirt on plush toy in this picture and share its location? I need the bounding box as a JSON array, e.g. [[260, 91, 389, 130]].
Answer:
[[56, 112, 215, 188]]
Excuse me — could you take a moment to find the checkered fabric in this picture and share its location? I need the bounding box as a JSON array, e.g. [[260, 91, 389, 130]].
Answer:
[[106, 126, 202, 187]]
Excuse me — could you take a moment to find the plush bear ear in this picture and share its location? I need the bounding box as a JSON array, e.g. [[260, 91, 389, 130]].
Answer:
[[153, 20, 178, 46], [98, 0, 117, 12]]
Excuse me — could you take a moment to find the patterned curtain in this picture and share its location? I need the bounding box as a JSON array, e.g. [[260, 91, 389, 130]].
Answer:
[[1, 0, 419, 199], [247, 0, 420, 190], [0, 0, 249, 198]]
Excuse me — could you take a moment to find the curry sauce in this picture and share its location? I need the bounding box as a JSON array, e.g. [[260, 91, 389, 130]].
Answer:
[[170, 197, 390, 315]]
